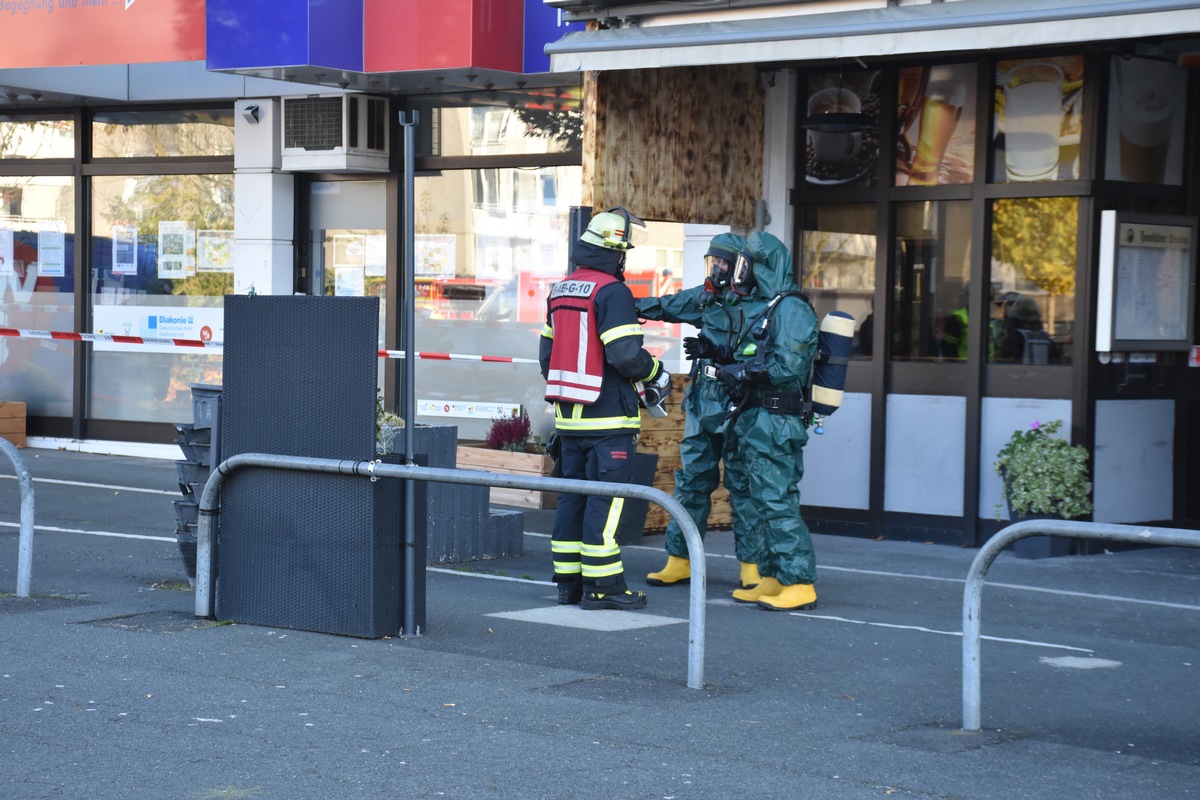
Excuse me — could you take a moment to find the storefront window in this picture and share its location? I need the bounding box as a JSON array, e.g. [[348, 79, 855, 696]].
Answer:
[[412, 165, 582, 440], [0, 116, 74, 159], [89, 174, 232, 422], [992, 56, 1084, 183], [988, 197, 1077, 365], [412, 102, 582, 158], [800, 204, 877, 358], [895, 63, 977, 186], [891, 201, 973, 362], [0, 175, 75, 416], [92, 109, 235, 158]]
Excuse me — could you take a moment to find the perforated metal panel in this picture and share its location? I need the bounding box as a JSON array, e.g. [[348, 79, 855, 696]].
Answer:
[[216, 296, 412, 638], [283, 96, 343, 151]]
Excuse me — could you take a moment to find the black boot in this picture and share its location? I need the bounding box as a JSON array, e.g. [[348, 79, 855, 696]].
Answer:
[[556, 579, 582, 605], [580, 589, 647, 611]]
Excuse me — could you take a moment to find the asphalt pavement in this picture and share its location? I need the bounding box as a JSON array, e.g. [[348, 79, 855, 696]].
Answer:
[[1, 445, 1199, 799]]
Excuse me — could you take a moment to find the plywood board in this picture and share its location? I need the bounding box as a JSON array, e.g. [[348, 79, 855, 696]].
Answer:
[[590, 65, 763, 227]]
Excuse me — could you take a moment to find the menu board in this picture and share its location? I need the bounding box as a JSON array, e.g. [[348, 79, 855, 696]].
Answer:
[[1097, 211, 1196, 351]]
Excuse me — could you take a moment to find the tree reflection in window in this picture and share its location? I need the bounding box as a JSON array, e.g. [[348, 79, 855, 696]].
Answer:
[[989, 197, 1077, 364]]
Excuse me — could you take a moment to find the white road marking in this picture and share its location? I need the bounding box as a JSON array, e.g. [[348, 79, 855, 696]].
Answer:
[[1040, 656, 1122, 669], [0, 474, 178, 496], [488, 605, 685, 631], [791, 612, 1094, 653], [0, 521, 174, 543]]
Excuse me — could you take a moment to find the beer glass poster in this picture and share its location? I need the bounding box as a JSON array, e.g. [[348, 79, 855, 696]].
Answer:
[[1105, 57, 1187, 186], [993, 55, 1083, 183], [895, 63, 977, 186]]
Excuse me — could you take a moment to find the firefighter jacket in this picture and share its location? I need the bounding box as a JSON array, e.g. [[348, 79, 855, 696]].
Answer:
[[540, 265, 660, 436]]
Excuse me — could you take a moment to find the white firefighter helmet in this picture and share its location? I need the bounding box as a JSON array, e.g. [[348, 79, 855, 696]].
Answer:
[[580, 207, 646, 251]]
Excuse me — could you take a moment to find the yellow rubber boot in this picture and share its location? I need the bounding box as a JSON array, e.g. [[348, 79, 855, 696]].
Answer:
[[756, 583, 818, 611], [738, 562, 761, 590], [646, 556, 691, 586], [731, 576, 782, 604]]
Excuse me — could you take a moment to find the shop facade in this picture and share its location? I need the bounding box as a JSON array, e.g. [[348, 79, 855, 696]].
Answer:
[[1, 0, 1198, 544]]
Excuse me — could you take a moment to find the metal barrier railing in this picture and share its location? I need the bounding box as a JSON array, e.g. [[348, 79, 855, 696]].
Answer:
[[0, 438, 34, 597], [962, 518, 1200, 731], [193, 452, 708, 689]]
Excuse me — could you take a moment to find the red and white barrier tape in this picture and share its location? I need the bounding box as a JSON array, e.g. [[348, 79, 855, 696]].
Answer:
[[378, 349, 538, 364], [0, 326, 220, 349], [0, 327, 537, 364]]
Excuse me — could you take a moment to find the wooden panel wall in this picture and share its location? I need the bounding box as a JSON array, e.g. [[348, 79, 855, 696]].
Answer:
[[584, 65, 764, 227]]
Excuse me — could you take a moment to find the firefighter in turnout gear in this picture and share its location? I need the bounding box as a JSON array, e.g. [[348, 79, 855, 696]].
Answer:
[[539, 207, 668, 611], [637, 233, 767, 591], [716, 231, 822, 610]]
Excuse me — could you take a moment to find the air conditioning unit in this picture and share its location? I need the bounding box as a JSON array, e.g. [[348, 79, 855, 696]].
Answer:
[[281, 94, 390, 173]]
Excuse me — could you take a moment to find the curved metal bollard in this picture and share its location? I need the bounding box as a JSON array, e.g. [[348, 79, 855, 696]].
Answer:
[[962, 519, 1200, 732], [0, 438, 35, 597], [194, 453, 708, 690]]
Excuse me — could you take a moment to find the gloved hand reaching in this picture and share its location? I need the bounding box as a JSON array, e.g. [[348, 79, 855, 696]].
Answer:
[[683, 334, 733, 363], [716, 361, 765, 390]]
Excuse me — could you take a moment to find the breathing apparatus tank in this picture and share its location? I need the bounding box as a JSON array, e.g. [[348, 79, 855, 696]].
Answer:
[[808, 310, 855, 432]]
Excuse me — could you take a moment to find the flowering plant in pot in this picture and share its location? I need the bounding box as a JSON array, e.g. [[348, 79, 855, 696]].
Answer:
[[457, 410, 555, 509], [485, 409, 535, 452], [994, 419, 1093, 520]]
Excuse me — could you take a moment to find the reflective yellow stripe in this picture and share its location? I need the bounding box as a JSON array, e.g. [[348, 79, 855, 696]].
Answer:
[[553, 561, 582, 575], [540, 324, 554, 338], [600, 323, 643, 345], [552, 541, 581, 555], [555, 415, 641, 432], [586, 562, 624, 578], [581, 543, 621, 559], [602, 497, 624, 545]]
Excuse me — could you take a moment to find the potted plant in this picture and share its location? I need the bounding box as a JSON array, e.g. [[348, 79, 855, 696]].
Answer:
[[375, 393, 406, 455], [994, 419, 1093, 558], [456, 410, 556, 509], [484, 408, 535, 452]]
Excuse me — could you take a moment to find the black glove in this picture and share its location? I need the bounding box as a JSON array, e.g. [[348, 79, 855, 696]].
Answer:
[[717, 361, 766, 390], [683, 334, 716, 361], [683, 334, 733, 364]]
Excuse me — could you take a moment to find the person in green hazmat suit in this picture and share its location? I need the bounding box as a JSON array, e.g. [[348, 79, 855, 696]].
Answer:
[[715, 231, 822, 611], [635, 233, 766, 591]]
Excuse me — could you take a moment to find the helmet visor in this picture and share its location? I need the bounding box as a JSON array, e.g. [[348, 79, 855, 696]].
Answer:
[[705, 255, 731, 289], [731, 251, 755, 295]]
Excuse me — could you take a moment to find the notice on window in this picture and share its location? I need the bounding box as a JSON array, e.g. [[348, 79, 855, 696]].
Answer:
[[416, 234, 455, 278], [1114, 221, 1192, 344], [335, 266, 365, 297], [365, 233, 387, 277], [417, 400, 521, 420], [112, 225, 138, 275], [198, 230, 234, 273], [158, 221, 195, 279], [334, 234, 366, 267], [37, 226, 66, 278]]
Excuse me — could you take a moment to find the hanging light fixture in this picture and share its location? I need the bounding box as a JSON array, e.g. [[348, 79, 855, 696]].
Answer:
[[800, 62, 872, 134]]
